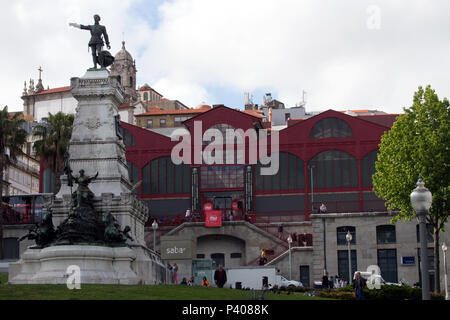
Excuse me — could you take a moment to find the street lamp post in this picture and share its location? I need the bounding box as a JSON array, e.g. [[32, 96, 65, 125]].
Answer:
[[410, 176, 432, 300], [346, 231, 353, 284], [152, 220, 158, 252], [442, 242, 449, 300], [287, 235, 292, 280]]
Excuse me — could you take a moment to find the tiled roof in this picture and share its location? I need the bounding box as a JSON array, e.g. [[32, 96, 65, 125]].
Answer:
[[241, 109, 266, 118], [135, 107, 211, 116], [35, 86, 71, 95]]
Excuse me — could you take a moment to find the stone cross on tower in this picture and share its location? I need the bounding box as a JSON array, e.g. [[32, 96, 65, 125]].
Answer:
[[35, 66, 45, 93]]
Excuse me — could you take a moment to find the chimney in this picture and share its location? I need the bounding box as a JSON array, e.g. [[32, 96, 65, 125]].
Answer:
[[269, 107, 273, 124]]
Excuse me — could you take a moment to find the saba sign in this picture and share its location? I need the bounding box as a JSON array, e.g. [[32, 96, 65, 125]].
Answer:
[[161, 236, 196, 260]]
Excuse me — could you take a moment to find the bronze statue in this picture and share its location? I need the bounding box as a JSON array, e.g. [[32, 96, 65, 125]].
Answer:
[[69, 15, 114, 69], [19, 210, 56, 248], [70, 169, 98, 209], [103, 211, 133, 244], [63, 150, 73, 187]]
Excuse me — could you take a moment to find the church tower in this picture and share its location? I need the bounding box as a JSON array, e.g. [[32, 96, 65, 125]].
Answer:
[[110, 41, 137, 102]]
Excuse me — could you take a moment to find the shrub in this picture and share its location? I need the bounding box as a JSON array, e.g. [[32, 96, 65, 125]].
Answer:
[[364, 285, 421, 300], [316, 290, 355, 300]]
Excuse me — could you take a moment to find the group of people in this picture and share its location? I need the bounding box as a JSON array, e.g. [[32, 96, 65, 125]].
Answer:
[[178, 264, 228, 288], [166, 262, 179, 284], [322, 271, 367, 300]]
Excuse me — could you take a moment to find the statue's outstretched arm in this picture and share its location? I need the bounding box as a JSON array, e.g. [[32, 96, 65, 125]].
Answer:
[[69, 22, 81, 29]]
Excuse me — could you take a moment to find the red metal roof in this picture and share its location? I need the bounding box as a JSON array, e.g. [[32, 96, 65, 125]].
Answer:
[[357, 114, 400, 128]]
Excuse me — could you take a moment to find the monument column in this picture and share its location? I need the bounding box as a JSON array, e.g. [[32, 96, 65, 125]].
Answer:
[[58, 69, 131, 197]]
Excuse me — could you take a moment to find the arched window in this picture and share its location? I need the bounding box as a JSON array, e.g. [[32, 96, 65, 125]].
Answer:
[[129, 76, 133, 87], [376, 225, 396, 244], [361, 150, 378, 187], [337, 226, 356, 245], [308, 150, 358, 188], [255, 152, 304, 191], [142, 157, 191, 194], [143, 92, 149, 101], [310, 118, 352, 139], [203, 123, 235, 145]]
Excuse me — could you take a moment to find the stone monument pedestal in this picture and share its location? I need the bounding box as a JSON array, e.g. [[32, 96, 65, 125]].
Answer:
[[8, 245, 139, 284]]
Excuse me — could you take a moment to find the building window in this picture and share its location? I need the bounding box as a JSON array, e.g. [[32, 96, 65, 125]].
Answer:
[[211, 253, 225, 267], [337, 226, 356, 245], [119, 127, 136, 147], [203, 123, 235, 145], [376, 225, 396, 244], [416, 224, 434, 243], [361, 150, 378, 187], [255, 152, 304, 192], [160, 119, 166, 127], [143, 92, 148, 101], [146, 120, 153, 128], [337, 250, 357, 281], [142, 156, 190, 195], [308, 150, 358, 189], [377, 249, 398, 283], [127, 161, 139, 194], [417, 247, 435, 292], [200, 166, 244, 189], [285, 113, 291, 121], [230, 253, 242, 259], [310, 117, 352, 139]]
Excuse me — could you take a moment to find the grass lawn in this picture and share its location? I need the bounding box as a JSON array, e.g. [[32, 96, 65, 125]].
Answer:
[[0, 273, 329, 300]]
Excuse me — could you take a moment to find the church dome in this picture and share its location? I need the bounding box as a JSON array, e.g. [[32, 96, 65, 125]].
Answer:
[[114, 41, 133, 61]]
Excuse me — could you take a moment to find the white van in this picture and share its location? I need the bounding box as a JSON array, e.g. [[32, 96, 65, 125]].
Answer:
[[226, 266, 302, 290]]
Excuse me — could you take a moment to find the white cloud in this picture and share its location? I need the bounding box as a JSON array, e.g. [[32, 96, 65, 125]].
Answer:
[[2, 0, 450, 114]]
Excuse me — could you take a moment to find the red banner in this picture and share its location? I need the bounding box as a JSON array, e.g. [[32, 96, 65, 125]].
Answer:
[[205, 210, 222, 227], [232, 201, 238, 210]]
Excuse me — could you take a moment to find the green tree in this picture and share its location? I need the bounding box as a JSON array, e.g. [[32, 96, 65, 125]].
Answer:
[[33, 112, 74, 194], [373, 85, 450, 293], [0, 106, 27, 259]]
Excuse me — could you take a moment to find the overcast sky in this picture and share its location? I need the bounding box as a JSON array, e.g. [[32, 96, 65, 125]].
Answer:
[[1, 0, 449, 114]]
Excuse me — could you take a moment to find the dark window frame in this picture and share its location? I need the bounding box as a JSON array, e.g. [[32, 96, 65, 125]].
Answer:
[[337, 226, 356, 245], [376, 225, 396, 244]]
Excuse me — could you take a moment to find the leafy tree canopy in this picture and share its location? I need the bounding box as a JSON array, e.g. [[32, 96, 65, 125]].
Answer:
[[373, 85, 450, 229]]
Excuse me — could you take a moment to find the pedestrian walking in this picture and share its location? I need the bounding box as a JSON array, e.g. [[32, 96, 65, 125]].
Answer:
[[214, 264, 227, 288], [353, 272, 366, 300], [278, 224, 283, 239], [185, 208, 191, 222]]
